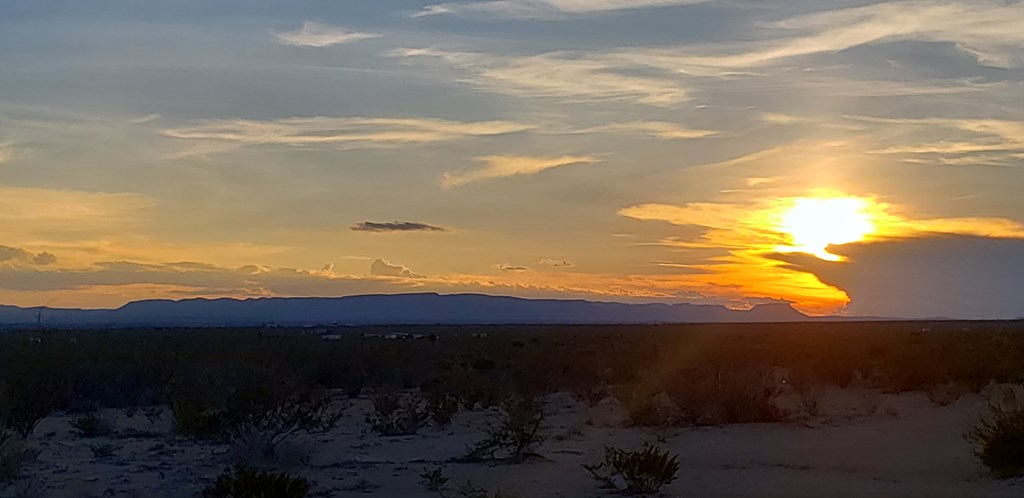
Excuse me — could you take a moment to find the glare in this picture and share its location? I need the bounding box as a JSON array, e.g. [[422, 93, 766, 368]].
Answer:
[[776, 197, 877, 261]]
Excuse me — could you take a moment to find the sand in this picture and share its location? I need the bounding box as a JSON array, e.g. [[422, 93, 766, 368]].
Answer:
[[3, 388, 1022, 497]]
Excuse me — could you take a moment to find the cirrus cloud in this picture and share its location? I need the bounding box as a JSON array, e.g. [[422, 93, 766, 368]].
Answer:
[[442, 155, 602, 188], [273, 21, 379, 48]]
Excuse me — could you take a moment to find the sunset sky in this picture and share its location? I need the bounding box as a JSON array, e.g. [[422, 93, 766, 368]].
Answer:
[[2, 0, 1023, 318]]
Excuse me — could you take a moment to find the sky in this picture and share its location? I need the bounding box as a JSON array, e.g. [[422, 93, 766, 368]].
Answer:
[[1, 0, 1023, 318]]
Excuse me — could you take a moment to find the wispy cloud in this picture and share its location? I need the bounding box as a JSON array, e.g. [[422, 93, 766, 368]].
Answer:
[[273, 21, 379, 47], [394, 48, 690, 106], [617, 0, 1024, 73], [581, 121, 717, 139], [413, 0, 713, 19], [163, 116, 535, 155], [351, 221, 449, 233], [442, 155, 601, 188]]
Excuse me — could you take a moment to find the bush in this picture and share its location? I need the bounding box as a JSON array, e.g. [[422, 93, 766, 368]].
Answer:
[[966, 387, 1024, 478], [665, 368, 787, 426], [70, 413, 115, 438], [89, 443, 118, 459], [171, 368, 343, 459], [202, 465, 310, 498], [0, 431, 40, 483], [0, 375, 67, 438], [453, 481, 520, 498], [583, 443, 680, 495], [367, 391, 429, 436], [419, 467, 449, 492], [465, 396, 546, 463]]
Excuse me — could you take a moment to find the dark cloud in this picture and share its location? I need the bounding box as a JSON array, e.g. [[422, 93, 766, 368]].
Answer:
[[31, 252, 57, 266], [351, 221, 448, 233], [0, 245, 32, 262], [776, 235, 1024, 319], [369, 259, 423, 278], [495, 264, 529, 272], [0, 245, 57, 266], [538, 258, 574, 268]]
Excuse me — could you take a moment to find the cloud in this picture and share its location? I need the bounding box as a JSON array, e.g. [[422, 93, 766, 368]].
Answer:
[[394, 48, 690, 106], [273, 21, 379, 47], [351, 221, 449, 233], [494, 263, 529, 272], [0, 187, 154, 238], [0, 245, 57, 266], [778, 235, 1024, 319], [538, 258, 574, 268], [580, 121, 718, 139], [370, 258, 423, 278], [443, 155, 601, 188], [413, 0, 713, 19], [163, 116, 534, 155], [622, 0, 1024, 73], [0, 143, 13, 164]]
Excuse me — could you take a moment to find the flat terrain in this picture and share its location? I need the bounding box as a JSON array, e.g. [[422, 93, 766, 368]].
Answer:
[[6, 388, 1022, 497], [2, 322, 1024, 497]]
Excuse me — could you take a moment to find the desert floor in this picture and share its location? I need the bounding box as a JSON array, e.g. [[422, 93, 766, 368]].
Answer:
[[4, 388, 1023, 498]]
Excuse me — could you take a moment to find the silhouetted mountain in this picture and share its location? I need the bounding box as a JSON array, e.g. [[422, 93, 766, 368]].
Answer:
[[0, 293, 808, 328]]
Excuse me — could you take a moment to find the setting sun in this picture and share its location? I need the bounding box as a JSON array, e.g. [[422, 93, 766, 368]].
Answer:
[[776, 197, 878, 261]]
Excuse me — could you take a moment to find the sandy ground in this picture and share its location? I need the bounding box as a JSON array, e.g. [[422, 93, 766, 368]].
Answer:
[[3, 388, 1022, 497]]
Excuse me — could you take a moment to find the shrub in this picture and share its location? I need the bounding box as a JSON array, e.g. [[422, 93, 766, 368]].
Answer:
[[465, 396, 546, 463], [583, 443, 680, 495], [665, 368, 786, 426], [419, 466, 449, 492], [0, 431, 40, 483], [171, 368, 343, 459], [70, 413, 115, 438], [367, 391, 429, 436], [0, 375, 67, 438], [453, 481, 520, 498], [202, 465, 311, 498], [89, 443, 118, 459], [966, 387, 1024, 478], [424, 390, 461, 428]]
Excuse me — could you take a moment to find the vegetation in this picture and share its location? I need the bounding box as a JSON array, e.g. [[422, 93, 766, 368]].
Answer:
[[452, 481, 521, 498], [419, 466, 449, 492], [966, 386, 1024, 478], [0, 431, 39, 483], [465, 396, 547, 463], [170, 366, 342, 460], [70, 413, 115, 438], [367, 390, 430, 436], [583, 443, 680, 495], [88, 442, 118, 459], [202, 465, 311, 498]]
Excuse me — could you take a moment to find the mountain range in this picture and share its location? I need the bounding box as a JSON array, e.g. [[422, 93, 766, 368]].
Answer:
[[0, 293, 811, 328]]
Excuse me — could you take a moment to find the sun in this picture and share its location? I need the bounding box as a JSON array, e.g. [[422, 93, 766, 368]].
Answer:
[[776, 196, 878, 261]]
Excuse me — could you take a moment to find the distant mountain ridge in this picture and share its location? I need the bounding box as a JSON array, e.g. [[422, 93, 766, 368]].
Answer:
[[0, 293, 808, 328]]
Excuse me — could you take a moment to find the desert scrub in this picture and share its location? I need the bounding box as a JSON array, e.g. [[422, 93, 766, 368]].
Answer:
[[583, 443, 680, 495], [367, 390, 429, 436], [171, 367, 343, 462], [419, 466, 449, 492], [202, 465, 311, 498], [452, 481, 520, 498], [70, 413, 115, 438], [88, 442, 118, 459], [0, 374, 68, 438], [465, 396, 546, 463], [0, 431, 40, 483], [966, 387, 1024, 478], [665, 367, 787, 426]]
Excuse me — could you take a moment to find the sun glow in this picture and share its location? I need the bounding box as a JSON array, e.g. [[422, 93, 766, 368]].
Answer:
[[776, 196, 878, 261]]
